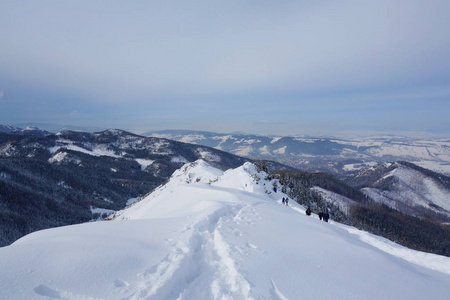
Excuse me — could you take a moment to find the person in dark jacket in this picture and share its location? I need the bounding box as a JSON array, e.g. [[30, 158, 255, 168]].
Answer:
[[285, 198, 289, 206], [318, 211, 323, 220], [306, 207, 311, 216], [282, 197, 285, 205], [323, 208, 330, 222]]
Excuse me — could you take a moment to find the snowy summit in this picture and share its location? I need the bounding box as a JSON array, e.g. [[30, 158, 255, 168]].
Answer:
[[1, 160, 450, 299]]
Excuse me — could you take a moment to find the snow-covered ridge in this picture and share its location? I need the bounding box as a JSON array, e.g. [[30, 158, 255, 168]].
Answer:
[[1, 160, 450, 299], [355, 162, 450, 218], [0, 124, 52, 137], [45, 131, 177, 167]]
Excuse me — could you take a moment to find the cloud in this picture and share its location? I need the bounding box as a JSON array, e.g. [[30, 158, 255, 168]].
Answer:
[[257, 120, 284, 125], [68, 110, 82, 118], [1, 1, 449, 103], [69, 110, 79, 116], [0, 1, 449, 136]]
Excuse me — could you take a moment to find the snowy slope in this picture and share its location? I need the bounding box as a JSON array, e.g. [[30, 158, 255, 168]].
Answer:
[[310, 186, 357, 214], [356, 162, 450, 218], [1, 161, 450, 300]]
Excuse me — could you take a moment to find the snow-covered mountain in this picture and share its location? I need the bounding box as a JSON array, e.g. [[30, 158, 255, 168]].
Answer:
[[1, 160, 449, 299], [0, 124, 19, 133], [147, 130, 450, 176], [0, 129, 291, 247], [346, 161, 450, 220], [0, 124, 53, 137]]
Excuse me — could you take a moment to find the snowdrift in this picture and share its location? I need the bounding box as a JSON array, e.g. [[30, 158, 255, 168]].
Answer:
[[1, 160, 450, 299]]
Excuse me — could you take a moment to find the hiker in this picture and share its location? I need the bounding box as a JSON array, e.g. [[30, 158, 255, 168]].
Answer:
[[323, 208, 330, 223], [285, 198, 289, 206], [306, 207, 311, 216], [318, 211, 323, 220], [282, 197, 285, 205]]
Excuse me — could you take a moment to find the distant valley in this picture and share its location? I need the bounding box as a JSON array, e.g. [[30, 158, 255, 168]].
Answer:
[[148, 129, 450, 177]]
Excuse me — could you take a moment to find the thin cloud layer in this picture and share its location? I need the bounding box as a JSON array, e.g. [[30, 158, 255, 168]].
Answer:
[[0, 0, 449, 136]]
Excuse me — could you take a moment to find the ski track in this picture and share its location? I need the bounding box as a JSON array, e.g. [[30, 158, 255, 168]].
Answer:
[[125, 204, 255, 300]]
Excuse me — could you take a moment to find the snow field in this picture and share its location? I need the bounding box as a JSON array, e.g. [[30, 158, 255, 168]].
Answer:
[[1, 160, 450, 299]]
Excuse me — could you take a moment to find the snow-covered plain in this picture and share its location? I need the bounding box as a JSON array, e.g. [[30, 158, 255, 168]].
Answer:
[[1, 160, 450, 299]]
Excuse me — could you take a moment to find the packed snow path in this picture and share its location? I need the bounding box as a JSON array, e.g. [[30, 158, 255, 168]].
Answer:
[[127, 204, 254, 300], [1, 160, 450, 299]]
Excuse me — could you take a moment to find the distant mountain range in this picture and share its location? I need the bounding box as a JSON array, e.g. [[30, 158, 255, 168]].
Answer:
[[0, 125, 53, 137], [147, 129, 450, 177], [0, 127, 291, 246], [2, 125, 450, 254]]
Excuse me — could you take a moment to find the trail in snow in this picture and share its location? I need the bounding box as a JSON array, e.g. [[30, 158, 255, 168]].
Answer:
[[1, 160, 450, 300], [127, 204, 253, 300]]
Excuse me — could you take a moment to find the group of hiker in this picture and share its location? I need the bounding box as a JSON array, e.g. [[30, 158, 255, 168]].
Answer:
[[281, 197, 330, 222], [306, 207, 329, 222]]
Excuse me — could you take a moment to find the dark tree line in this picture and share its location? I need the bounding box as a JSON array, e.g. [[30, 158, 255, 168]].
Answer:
[[351, 203, 450, 256], [0, 156, 158, 247]]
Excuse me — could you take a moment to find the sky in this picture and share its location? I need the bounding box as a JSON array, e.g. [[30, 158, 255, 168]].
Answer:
[[1, 0, 449, 137]]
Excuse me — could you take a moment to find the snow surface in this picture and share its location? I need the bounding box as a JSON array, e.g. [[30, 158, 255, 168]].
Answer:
[[48, 151, 68, 163], [179, 134, 205, 144], [342, 161, 377, 172], [273, 146, 287, 155], [310, 186, 356, 214], [49, 141, 120, 159], [1, 160, 450, 299], [362, 163, 450, 216], [258, 145, 273, 156], [90, 207, 116, 220], [135, 159, 155, 171], [212, 135, 233, 150], [270, 137, 282, 144], [126, 197, 140, 206], [235, 146, 254, 157], [415, 160, 450, 176], [197, 149, 221, 162], [171, 156, 189, 164]]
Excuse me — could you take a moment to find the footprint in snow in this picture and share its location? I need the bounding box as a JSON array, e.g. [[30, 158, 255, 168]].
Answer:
[[233, 229, 243, 237], [114, 279, 130, 288], [33, 285, 61, 299], [247, 242, 258, 249]]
